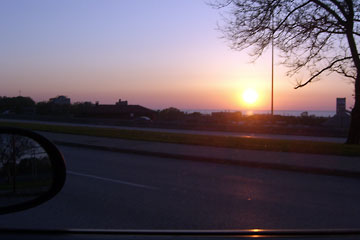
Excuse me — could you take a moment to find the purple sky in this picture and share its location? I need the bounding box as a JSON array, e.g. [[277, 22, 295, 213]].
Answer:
[[0, 0, 355, 111]]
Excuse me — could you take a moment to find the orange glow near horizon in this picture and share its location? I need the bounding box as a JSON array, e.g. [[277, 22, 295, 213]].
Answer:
[[0, 1, 356, 112]]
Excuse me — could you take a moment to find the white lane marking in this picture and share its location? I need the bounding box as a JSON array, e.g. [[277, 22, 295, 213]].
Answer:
[[67, 170, 158, 190]]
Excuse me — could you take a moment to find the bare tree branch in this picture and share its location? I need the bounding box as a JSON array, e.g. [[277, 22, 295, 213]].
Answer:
[[295, 56, 354, 89], [211, 0, 360, 143], [274, 1, 312, 33], [311, 0, 347, 25]]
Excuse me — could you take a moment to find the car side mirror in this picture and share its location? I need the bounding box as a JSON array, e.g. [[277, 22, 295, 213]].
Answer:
[[0, 127, 66, 214]]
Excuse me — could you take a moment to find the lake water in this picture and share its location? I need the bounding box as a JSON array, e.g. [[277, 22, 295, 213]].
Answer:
[[182, 109, 336, 117]]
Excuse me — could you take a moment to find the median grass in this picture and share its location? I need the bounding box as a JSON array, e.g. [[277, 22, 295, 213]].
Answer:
[[1, 121, 360, 157]]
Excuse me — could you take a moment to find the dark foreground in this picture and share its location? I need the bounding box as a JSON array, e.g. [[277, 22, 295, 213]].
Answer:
[[0, 146, 359, 230]]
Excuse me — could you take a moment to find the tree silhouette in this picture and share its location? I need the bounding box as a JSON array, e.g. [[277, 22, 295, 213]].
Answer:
[[212, 0, 360, 144], [0, 135, 39, 192]]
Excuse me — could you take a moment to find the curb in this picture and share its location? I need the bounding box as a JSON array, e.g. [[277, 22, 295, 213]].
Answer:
[[54, 140, 360, 179]]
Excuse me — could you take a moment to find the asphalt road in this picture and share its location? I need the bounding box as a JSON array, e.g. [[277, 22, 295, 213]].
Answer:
[[0, 146, 359, 230], [0, 118, 346, 143]]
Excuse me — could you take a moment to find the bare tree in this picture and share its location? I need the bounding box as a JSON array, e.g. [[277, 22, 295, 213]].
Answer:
[[211, 0, 360, 144], [0, 135, 39, 190]]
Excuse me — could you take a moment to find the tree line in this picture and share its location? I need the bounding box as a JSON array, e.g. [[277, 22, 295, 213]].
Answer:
[[0, 96, 329, 126]]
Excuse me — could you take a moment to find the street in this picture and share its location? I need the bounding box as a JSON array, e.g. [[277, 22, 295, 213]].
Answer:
[[0, 145, 359, 230], [0, 119, 347, 143]]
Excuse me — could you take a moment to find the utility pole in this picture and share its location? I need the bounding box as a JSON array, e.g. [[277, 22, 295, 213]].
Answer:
[[271, 11, 274, 116], [271, 33, 274, 115]]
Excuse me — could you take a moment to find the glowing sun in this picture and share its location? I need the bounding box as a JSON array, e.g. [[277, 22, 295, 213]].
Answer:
[[242, 88, 259, 105]]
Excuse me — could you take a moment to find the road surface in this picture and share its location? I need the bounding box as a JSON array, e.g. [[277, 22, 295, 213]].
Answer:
[[0, 118, 347, 143], [0, 145, 359, 230]]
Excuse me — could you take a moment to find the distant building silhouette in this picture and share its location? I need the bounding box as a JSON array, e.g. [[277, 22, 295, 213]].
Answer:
[[336, 98, 346, 115], [115, 99, 128, 106], [78, 99, 155, 120], [49, 96, 71, 105], [324, 98, 350, 128]]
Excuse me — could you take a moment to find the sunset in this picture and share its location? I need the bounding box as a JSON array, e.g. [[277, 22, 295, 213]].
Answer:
[[242, 88, 259, 105], [0, 0, 355, 111], [0, 0, 360, 234]]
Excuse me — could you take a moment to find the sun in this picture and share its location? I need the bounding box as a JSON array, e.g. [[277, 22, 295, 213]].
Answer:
[[242, 88, 259, 105]]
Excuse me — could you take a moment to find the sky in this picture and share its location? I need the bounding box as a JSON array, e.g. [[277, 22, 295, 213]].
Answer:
[[0, 0, 355, 111]]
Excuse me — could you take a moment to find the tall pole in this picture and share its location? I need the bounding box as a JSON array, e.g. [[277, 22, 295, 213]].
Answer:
[[271, 11, 274, 116], [271, 31, 274, 115]]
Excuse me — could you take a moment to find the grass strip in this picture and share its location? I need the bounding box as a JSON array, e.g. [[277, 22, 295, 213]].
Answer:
[[1, 121, 359, 157]]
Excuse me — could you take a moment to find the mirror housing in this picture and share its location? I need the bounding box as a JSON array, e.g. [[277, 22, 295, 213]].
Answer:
[[0, 127, 66, 214]]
